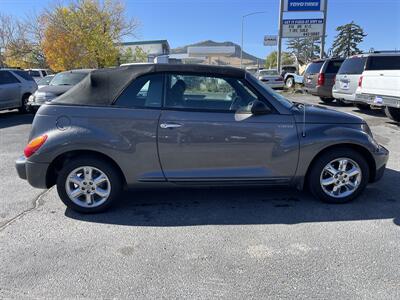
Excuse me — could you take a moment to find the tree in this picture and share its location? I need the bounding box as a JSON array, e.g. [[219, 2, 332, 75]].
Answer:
[[265, 51, 294, 69], [119, 46, 148, 64], [286, 38, 321, 63], [332, 21, 366, 57], [42, 0, 139, 71]]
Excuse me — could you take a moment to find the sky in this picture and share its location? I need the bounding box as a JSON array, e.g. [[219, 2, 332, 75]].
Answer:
[[1, 0, 400, 59]]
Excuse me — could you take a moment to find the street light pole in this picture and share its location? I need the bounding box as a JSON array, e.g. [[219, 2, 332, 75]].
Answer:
[[240, 11, 267, 69]]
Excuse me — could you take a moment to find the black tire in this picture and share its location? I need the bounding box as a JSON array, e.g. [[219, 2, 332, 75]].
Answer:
[[308, 148, 369, 203], [384, 106, 400, 122], [18, 94, 31, 114], [285, 77, 294, 89], [355, 103, 370, 110], [336, 99, 351, 106], [56, 156, 122, 213], [319, 97, 334, 103]]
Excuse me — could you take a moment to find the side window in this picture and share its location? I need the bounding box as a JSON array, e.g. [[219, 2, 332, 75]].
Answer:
[[367, 56, 400, 70], [165, 74, 260, 112], [325, 60, 343, 73], [114, 73, 163, 108], [0, 71, 20, 85]]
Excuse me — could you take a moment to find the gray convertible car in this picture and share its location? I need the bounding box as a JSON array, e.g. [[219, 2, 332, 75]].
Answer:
[[16, 64, 388, 213]]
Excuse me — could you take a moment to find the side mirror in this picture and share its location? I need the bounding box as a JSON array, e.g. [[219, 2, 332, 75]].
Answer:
[[250, 100, 271, 115]]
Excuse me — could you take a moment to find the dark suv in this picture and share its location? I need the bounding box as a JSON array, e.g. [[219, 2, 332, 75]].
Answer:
[[304, 58, 345, 103]]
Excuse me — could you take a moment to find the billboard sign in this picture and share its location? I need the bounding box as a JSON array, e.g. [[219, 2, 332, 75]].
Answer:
[[282, 19, 324, 38], [283, 0, 325, 12], [264, 35, 278, 46]]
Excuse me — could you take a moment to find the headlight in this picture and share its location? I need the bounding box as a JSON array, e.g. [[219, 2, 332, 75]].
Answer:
[[34, 92, 56, 102], [362, 123, 373, 137]]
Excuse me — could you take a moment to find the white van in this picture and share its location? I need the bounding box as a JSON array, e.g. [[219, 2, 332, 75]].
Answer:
[[355, 53, 400, 121]]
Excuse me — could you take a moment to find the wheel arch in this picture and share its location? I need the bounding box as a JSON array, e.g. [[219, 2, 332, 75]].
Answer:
[[46, 149, 127, 188], [304, 143, 376, 188]]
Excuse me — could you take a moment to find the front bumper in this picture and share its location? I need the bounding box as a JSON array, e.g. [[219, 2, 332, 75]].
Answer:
[[371, 145, 389, 182], [15, 156, 50, 189]]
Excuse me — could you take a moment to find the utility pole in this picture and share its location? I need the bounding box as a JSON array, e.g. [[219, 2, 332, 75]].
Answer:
[[277, 0, 284, 73], [320, 0, 328, 58]]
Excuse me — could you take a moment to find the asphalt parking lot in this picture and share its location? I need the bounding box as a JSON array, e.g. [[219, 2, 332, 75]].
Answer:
[[1, 94, 399, 299]]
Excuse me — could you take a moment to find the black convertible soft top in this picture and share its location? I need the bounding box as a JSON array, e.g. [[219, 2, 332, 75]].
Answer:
[[52, 64, 246, 106]]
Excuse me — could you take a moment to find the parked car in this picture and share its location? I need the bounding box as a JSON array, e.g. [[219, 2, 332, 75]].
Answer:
[[24, 69, 52, 82], [332, 54, 369, 108], [37, 74, 55, 89], [0, 69, 38, 113], [355, 53, 400, 121], [303, 58, 345, 103], [15, 64, 388, 213], [257, 69, 284, 89], [28, 69, 92, 111]]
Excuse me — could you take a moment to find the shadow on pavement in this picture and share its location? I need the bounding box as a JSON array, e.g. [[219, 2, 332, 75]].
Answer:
[[0, 111, 34, 129], [66, 168, 400, 227]]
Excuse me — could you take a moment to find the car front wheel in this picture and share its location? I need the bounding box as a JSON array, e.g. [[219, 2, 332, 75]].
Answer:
[[384, 106, 400, 122], [18, 94, 31, 114], [56, 157, 122, 213], [285, 77, 294, 88], [308, 149, 369, 203]]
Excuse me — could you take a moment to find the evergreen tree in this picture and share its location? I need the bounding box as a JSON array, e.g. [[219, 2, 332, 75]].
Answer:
[[286, 38, 321, 63], [332, 21, 366, 57]]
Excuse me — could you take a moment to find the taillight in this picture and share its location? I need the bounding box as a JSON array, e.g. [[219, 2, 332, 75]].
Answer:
[[358, 75, 363, 87], [317, 73, 325, 86], [24, 134, 48, 158]]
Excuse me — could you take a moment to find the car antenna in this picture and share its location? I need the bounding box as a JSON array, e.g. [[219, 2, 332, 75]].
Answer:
[[302, 100, 306, 137]]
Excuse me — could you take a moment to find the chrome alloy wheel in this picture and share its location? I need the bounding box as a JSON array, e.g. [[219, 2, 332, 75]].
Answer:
[[65, 166, 111, 208], [319, 158, 362, 198]]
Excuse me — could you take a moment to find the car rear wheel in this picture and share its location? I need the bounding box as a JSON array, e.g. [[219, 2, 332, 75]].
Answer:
[[308, 149, 369, 203], [384, 106, 400, 122], [285, 77, 294, 88], [355, 103, 370, 110], [18, 94, 31, 114], [319, 97, 334, 103], [336, 99, 351, 106], [56, 157, 122, 213]]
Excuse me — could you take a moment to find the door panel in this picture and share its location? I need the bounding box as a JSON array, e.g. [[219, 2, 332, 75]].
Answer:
[[0, 83, 20, 109], [158, 110, 299, 182]]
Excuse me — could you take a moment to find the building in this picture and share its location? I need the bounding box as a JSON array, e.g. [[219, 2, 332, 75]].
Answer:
[[119, 40, 170, 62]]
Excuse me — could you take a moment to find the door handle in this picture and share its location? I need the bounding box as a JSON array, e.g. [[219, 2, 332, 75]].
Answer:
[[160, 122, 183, 129]]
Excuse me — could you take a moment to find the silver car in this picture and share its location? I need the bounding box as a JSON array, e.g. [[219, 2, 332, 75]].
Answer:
[[333, 54, 368, 108], [0, 69, 38, 113], [257, 69, 284, 89], [15, 64, 388, 213]]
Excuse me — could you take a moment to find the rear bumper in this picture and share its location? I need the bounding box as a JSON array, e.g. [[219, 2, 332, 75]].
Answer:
[[261, 81, 284, 89], [304, 85, 332, 98], [356, 93, 400, 108], [15, 156, 49, 189], [332, 89, 356, 101]]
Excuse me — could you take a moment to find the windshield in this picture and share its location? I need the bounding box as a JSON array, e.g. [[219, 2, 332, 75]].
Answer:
[[246, 73, 293, 109], [27, 70, 40, 77], [50, 72, 88, 86], [306, 61, 324, 74], [260, 70, 279, 76], [338, 57, 367, 74], [37, 75, 54, 86], [12, 70, 35, 81]]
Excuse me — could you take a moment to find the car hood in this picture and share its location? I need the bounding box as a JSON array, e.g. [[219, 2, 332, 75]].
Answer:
[[37, 85, 73, 96], [292, 103, 365, 124]]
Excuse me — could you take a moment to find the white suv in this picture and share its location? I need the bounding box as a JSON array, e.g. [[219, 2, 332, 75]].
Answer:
[[355, 53, 400, 121]]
